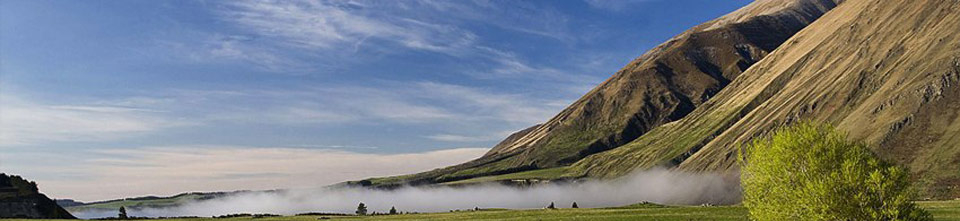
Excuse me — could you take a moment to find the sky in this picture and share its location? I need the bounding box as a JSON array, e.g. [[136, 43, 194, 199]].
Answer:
[[0, 0, 751, 202]]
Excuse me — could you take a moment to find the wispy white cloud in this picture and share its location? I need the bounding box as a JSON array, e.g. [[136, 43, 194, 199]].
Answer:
[[469, 47, 602, 84], [0, 80, 566, 147], [164, 86, 460, 125], [219, 0, 479, 55], [411, 0, 574, 42], [31, 146, 488, 201], [414, 82, 566, 125], [196, 0, 592, 81], [162, 34, 316, 74], [0, 95, 189, 146], [136, 82, 563, 127]]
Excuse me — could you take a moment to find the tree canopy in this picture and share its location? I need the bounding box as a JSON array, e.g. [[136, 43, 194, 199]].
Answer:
[[739, 122, 930, 220], [355, 202, 367, 216]]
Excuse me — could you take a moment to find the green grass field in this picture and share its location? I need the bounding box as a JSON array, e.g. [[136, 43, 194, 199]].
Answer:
[[317, 201, 960, 221], [29, 200, 960, 221]]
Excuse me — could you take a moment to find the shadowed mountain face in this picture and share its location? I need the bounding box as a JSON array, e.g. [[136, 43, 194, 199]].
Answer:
[[356, 0, 842, 187], [572, 0, 960, 198], [0, 174, 76, 219], [664, 0, 960, 198]]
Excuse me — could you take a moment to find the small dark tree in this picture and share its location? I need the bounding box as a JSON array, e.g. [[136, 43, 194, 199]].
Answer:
[[389, 206, 397, 215], [355, 202, 368, 216], [118, 206, 129, 219], [546, 202, 555, 209], [572, 202, 579, 208]]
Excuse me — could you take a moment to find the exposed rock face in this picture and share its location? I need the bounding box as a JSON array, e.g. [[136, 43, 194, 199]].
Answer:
[[573, 0, 960, 198], [0, 174, 76, 219], [361, 0, 842, 186]]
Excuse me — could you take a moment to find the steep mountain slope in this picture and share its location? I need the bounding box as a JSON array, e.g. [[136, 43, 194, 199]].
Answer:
[[571, 0, 960, 198], [0, 173, 76, 219], [358, 0, 842, 187]]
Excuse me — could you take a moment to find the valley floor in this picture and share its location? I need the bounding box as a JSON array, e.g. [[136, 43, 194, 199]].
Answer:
[[18, 200, 960, 221]]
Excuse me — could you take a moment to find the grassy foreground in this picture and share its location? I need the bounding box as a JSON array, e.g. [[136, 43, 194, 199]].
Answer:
[[315, 201, 960, 221], [16, 200, 960, 221]]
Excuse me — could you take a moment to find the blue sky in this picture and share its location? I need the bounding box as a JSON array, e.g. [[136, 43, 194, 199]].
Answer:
[[0, 0, 751, 201]]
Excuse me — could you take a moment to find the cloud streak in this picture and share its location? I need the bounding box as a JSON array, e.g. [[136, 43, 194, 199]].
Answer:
[[37, 146, 488, 202], [0, 81, 565, 148], [132, 82, 564, 127], [200, 0, 598, 85], [0, 95, 188, 146], [220, 0, 478, 55]]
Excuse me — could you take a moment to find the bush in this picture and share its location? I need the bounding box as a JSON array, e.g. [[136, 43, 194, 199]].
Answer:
[[356, 202, 367, 216], [738, 122, 930, 221]]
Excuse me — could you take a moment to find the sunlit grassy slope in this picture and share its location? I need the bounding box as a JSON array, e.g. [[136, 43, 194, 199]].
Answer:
[[37, 200, 960, 221]]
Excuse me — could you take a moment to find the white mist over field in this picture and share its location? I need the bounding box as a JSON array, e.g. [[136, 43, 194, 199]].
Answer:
[[72, 168, 741, 218]]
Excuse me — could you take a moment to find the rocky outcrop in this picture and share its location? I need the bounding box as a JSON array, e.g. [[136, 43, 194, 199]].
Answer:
[[0, 173, 76, 219]]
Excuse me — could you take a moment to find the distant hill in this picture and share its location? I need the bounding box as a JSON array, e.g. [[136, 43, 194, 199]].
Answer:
[[358, 0, 960, 199], [63, 190, 261, 212], [54, 199, 84, 208], [0, 173, 75, 219]]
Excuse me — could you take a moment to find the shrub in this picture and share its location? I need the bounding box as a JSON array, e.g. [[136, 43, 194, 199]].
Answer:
[[738, 122, 930, 221], [355, 202, 367, 216]]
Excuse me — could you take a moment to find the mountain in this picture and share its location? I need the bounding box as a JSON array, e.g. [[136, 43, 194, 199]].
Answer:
[[361, 0, 960, 199], [0, 173, 76, 219], [353, 0, 842, 187], [570, 0, 960, 199]]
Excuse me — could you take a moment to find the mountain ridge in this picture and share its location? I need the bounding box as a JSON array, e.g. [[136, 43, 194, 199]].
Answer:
[[513, 0, 960, 198], [354, 0, 843, 187]]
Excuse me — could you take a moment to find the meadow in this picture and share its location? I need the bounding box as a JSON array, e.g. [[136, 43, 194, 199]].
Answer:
[[18, 200, 960, 221]]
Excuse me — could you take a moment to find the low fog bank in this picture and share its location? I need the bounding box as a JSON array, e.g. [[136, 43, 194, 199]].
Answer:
[[72, 168, 741, 218]]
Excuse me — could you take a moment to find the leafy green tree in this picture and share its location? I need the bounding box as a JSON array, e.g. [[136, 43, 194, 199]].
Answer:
[[355, 202, 367, 216], [739, 122, 930, 221], [572, 202, 579, 208], [389, 206, 397, 215]]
